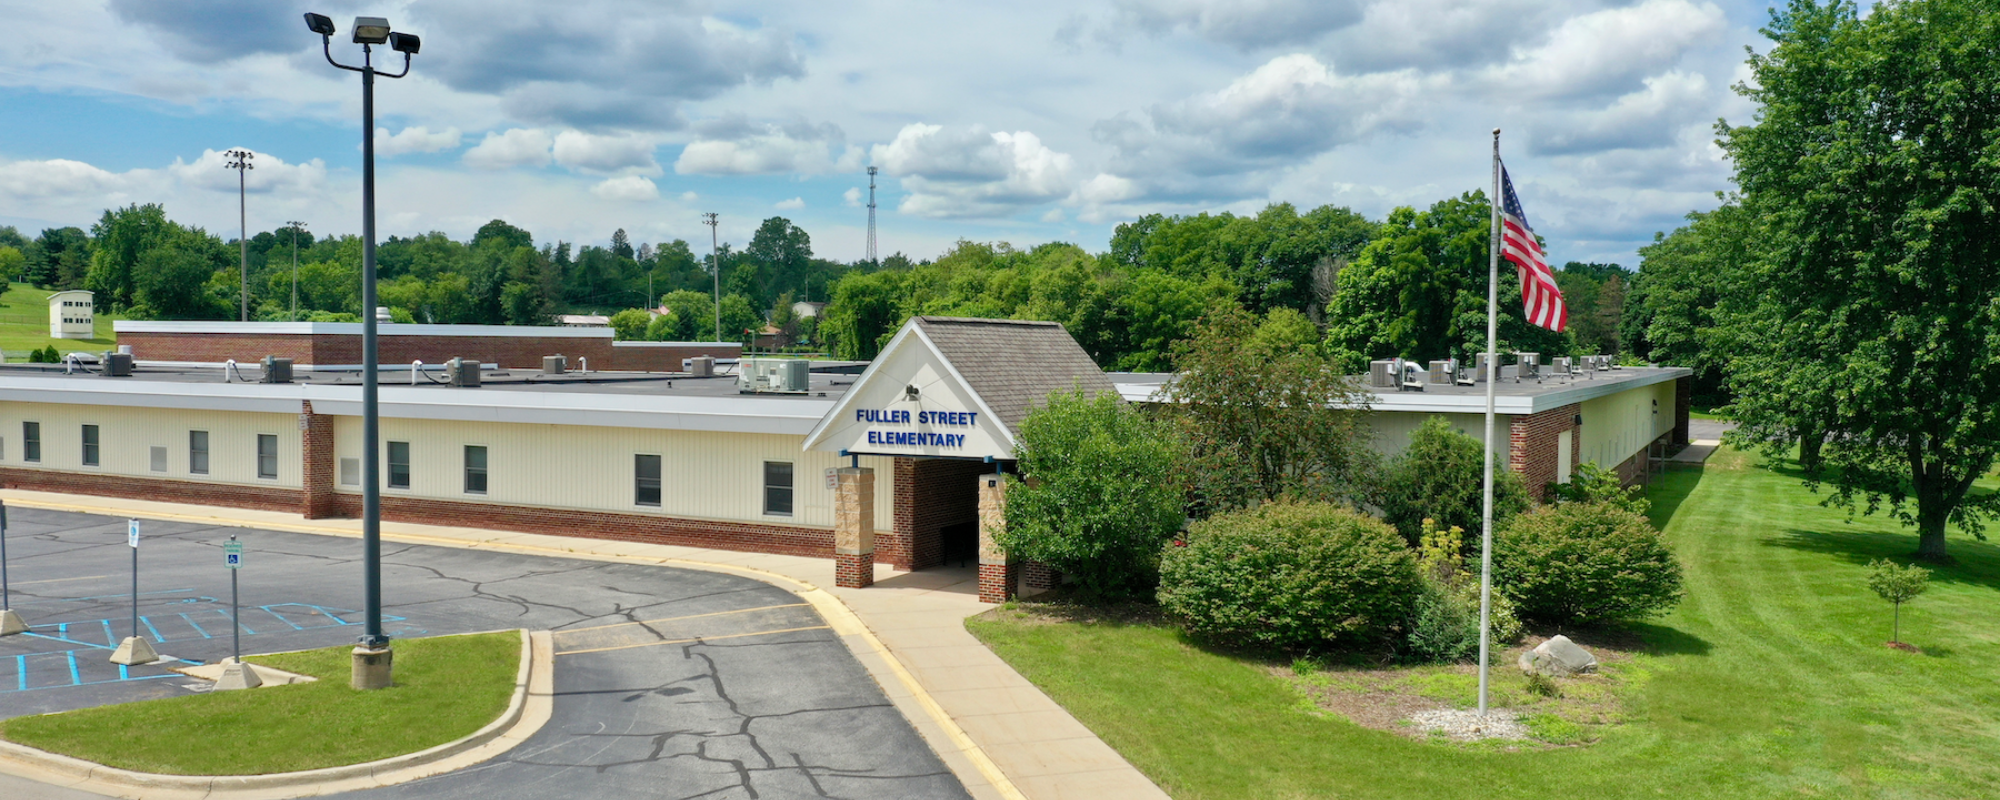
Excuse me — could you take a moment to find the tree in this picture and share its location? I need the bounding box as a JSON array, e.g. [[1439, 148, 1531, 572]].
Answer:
[[1000, 389, 1186, 599], [768, 292, 800, 348], [608, 308, 652, 340], [472, 219, 534, 252], [1166, 305, 1376, 513], [609, 228, 634, 260], [719, 293, 761, 346], [1627, 200, 1751, 405], [85, 204, 176, 311], [132, 238, 228, 319], [1719, 0, 2000, 561], [657, 289, 713, 341], [1376, 416, 1531, 545], [744, 217, 813, 308], [1865, 559, 1930, 645], [0, 246, 24, 294]]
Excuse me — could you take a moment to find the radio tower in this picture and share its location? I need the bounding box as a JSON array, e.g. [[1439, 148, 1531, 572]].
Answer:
[[865, 166, 879, 265]]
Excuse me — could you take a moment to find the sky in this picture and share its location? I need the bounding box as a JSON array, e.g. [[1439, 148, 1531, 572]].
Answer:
[[0, 0, 1779, 270]]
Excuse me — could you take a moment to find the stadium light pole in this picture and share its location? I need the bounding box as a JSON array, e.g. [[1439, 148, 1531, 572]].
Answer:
[[224, 150, 254, 321], [304, 11, 419, 690], [287, 221, 307, 321]]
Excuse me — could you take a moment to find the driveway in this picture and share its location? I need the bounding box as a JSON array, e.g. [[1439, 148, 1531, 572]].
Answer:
[[0, 507, 968, 799]]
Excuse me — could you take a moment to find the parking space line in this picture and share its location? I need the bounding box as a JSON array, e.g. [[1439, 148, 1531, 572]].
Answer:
[[14, 656, 24, 691], [15, 575, 109, 586], [65, 651, 78, 686], [180, 612, 211, 638], [555, 624, 831, 656], [553, 603, 811, 636], [141, 616, 165, 642]]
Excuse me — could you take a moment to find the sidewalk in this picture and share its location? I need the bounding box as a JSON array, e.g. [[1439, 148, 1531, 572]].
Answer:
[[0, 489, 1170, 800]]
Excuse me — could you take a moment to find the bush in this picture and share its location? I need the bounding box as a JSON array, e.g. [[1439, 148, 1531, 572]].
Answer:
[[1406, 519, 1522, 663], [1377, 416, 1531, 545], [1158, 502, 1421, 651], [1495, 502, 1685, 624], [1545, 462, 1649, 515], [1000, 390, 1186, 599]]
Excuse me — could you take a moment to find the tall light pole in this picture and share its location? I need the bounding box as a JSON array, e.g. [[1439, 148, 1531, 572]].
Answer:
[[304, 11, 419, 691], [224, 150, 254, 321], [287, 221, 307, 321], [702, 212, 720, 342]]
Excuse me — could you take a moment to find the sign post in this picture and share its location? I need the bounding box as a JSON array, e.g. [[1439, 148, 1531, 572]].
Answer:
[[0, 502, 23, 636], [109, 519, 157, 665], [214, 534, 260, 690]]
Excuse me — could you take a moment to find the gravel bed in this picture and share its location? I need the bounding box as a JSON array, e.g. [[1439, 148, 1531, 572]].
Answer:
[[1407, 708, 1530, 742]]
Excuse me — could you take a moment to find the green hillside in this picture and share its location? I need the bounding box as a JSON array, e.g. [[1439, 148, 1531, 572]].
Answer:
[[0, 283, 119, 361]]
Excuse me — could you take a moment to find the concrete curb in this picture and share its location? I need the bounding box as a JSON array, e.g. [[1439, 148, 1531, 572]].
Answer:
[[0, 628, 555, 800], [0, 493, 1032, 800]]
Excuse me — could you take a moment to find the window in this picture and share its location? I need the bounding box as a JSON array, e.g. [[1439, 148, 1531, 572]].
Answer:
[[634, 454, 662, 507], [463, 445, 488, 494], [340, 457, 360, 486], [150, 446, 167, 473], [23, 422, 39, 463], [189, 430, 209, 475], [257, 434, 278, 480], [387, 441, 411, 489], [81, 424, 99, 467], [763, 461, 794, 516]]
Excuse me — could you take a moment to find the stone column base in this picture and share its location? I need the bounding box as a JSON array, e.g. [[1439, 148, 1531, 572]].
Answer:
[[978, 562, 1017, 604], [835, 552, 874, 589], [352, 645, 394, 690]]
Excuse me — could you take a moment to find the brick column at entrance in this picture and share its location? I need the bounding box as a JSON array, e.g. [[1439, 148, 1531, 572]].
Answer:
[[300, 400, 338, 519], [833, 467, 876, 588], [1508, 402, 1579, 501], [976, 472, 1016, 603]]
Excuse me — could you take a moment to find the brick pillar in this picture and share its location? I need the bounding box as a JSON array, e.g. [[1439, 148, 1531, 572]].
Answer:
[[1673, 375, 1692, 446], [977, 472, 1016, 604], [1508, 403, 1579, 502], [300, 401, 338, 519], [833, 467, 875, 589]]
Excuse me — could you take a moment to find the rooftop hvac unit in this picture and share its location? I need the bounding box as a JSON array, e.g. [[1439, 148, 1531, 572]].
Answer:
[[1399, 360, 1425, 391], [1474, 353, 1496, 382], [448, 357, 482, 387], [683, 356, 715, 377], [736, 358, 810, 394], [100, 351, 133, 377], [1427, 360, 1453, 385], [542, 355, 567, 375], [1550, 356, 1572, 376], [260, 356, 293, 384], [1368, 359, 1399, 388], [1516, 352, 1540, 379]]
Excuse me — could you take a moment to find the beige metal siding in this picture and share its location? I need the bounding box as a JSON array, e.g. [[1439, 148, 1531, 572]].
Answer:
[[332, 417, 893, 531], [1365, 411, 1504, 458], [0, 401, 301, 488], [1579, 380, 1677, 469]]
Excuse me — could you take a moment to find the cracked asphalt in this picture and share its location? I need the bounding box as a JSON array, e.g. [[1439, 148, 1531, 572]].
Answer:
[[0, 507, 970, 800]]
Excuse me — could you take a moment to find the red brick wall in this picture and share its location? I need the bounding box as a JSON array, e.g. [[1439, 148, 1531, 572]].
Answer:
[[1674, 376, 1692, 446], [121, 331, 616, 370], [0, 468, 302, 513], [301, 401, 337, 519], [1509, 403, 1579, 501], [891, 458, 988, 571], [603, 343, 744, 372], [328, 493, 839, 558]]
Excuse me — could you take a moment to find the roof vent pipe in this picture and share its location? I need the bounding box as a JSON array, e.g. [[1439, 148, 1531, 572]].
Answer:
[[376, 306, 391, 324], [412, 360, 424, 385]]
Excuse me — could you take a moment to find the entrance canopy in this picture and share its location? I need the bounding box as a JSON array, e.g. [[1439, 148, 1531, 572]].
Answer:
[[803, 316, 1116, 461]]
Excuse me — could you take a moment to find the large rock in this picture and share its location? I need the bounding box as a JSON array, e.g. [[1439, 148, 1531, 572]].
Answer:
[[1518, 635, 1598, 677]]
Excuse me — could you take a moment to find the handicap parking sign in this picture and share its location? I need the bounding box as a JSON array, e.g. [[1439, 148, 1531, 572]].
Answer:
[[225, 540, 244, 569]]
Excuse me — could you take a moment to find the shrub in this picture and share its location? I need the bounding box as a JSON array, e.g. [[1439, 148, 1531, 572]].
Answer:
[[1495, 502, 1685, 624], [1406, 519, 1522, 663], [1866, 559, 1930, 644], [1545, 462, 1649, 515], [1000, 389, 1186, 599], [1158, 502, 1420, 651], [1377, 416, 1531, 545]]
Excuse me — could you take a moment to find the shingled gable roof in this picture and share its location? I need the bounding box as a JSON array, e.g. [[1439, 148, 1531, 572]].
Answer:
[[910, 316, 1118, 435]]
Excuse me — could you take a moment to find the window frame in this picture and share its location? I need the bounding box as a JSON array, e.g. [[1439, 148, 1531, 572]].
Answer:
[[189, 430, 210, 475], [762, 460, 794, 517], [23, 421, 39, 463], [463, 444, 488, 495], [634, 453, 662, 507], [256, 434, 279, 480], [81, 423, 100, 467], [386, 441, 411, 490]]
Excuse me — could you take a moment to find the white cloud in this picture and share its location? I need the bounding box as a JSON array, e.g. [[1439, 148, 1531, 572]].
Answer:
[[0, 159, 124, 199], [552, 131, 661, 175], [1482, 0, 1726, 98], [1113, 0, 1368, 50], [775, 197, 805, 209], [374, 126, 465, 157], [674, 117, 855, 175], [1532, 71, 1714, 154], [463, 129, 554, 170], [872, 124, 1076, 217], [589, 175, 660, 202], [843, 187, 864, 207], [167, 148, 328, 195]]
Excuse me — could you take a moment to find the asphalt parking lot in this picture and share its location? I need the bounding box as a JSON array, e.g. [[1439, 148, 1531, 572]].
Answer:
[[0, 507, 968, 799]]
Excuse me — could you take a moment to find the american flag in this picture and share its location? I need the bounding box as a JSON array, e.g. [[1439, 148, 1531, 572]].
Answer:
[[1499, 165, 1566, 332]]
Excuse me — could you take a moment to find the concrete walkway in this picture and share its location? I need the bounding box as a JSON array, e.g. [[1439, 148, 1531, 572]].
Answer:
[[0, 489, 1170, 800]]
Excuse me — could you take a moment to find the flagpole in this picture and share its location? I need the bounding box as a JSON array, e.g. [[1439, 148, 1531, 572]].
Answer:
[[1479, 128, 1501, 717]]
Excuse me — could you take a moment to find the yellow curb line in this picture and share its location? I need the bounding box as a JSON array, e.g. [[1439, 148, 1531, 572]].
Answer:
[[1, 495, 1031, 800]]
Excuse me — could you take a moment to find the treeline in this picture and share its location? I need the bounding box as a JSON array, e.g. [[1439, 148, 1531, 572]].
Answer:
[[7, 194, 1641, 365]]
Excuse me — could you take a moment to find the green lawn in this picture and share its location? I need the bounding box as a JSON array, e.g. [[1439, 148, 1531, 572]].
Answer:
[[0, 282, 120, 360], [0, 632, 521, 775], [967, 449, 2000, 800]]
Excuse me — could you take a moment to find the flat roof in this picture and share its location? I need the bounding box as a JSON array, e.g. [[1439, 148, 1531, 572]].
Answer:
[[1112, 365, 1691, 415], [115, 321, 614, 338]]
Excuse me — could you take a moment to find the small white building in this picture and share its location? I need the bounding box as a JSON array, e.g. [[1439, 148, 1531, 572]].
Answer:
[[49, 290, 94, 339]]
